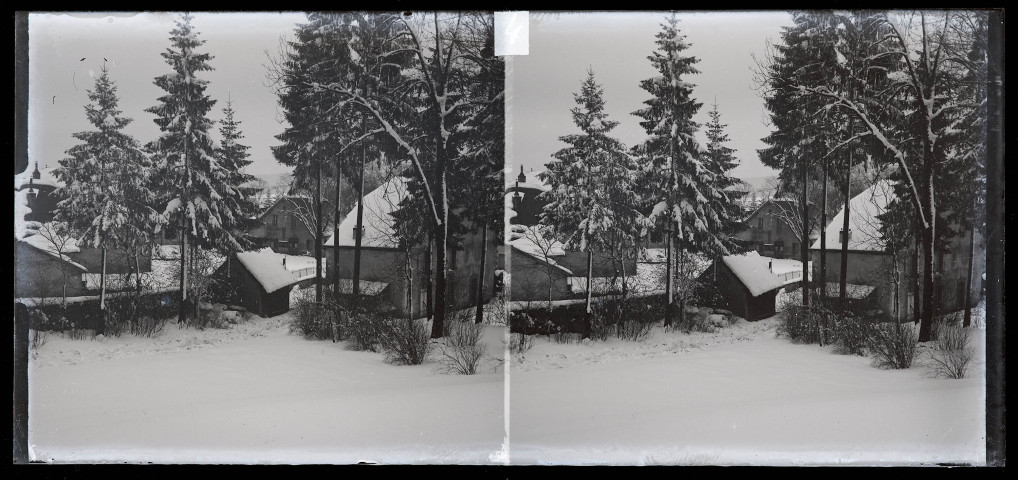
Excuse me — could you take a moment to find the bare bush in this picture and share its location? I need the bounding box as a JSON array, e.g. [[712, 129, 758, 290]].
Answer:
[[777, 304, 826, 344], [380, 317, 433, 366], [30, 329, 48, 350], [346, 313, 387, 352], [832, 314, 875, 356], [927, 322, 973, 379], [133, 316, 168, 338], [509, 332, 534, 354], [553, 331, 582, 344], [484, 290, 509, 326], [438, 321, 486, 374], [867, 321, 918, 369], [289, 296, 337, 341], [192, 304, 229, 330], [616, 319, 654, 341]]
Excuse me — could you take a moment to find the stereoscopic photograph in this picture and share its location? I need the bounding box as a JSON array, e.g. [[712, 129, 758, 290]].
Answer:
[[14, 10, 1001, 466]]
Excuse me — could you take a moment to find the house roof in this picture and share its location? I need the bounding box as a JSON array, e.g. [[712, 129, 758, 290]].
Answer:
[[721, 252, 811, 297], [508, 224, 573, 275], [235, 248, 325, 294], [742, 198, 804, 224], [810, 180, 893, 252], [508, 166, 550, 193], [325, 176, 408, 249], [19, 234, 87, 272]]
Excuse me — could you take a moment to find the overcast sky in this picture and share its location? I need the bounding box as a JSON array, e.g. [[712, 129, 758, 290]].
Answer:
[[28, 12, 306, 176], [509, 11, 791, 182]]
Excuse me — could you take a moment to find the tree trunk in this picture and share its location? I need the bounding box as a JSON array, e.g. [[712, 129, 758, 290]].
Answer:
[[801, 160, 810, 309], [584, 249, 593, 339], [333, 159, 342, 308], [352, 113, 367, 297], [912, 215, 922, 324], [431, 207, 448, 338], [838, 149, 852, 311], [100, 245, 107, 310], [819, 159, 828, 304], [426, 232, 433, 321], [315, 158, 323, 303], [664, 221, 674, 327], [962, 223, 975, 327], [475, 226, 487, 324], [917, 166, 936, 342], [179, 215, 188, 325]]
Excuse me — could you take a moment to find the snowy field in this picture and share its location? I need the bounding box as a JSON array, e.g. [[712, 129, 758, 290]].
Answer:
[[509, 313, 987, 465], [28, 313, 508, 464]]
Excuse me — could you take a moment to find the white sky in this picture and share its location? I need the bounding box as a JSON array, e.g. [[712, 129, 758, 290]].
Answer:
[[28, 12, 306, 176], [508, 11, 791, 182]]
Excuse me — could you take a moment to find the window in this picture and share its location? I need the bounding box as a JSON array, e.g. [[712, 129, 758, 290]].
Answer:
[[291, 216, 297, 229], [839, 229, 852, 243], [352, 227, 361, 240], [766, 231, 772, 243], [758, 218, 763, 229], [280, 228, 286, 240], [272, 214, 278, 226]]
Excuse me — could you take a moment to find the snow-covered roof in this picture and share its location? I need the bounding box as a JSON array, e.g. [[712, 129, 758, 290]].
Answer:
[[821, 282, 876, 300], [325, 177, 408, 249], [14, 164, 64, 191], [508, 224, 573, 275], [235, 248, 326, 293], [19, 232, 87, 272], [14, 189, 39, 240], [722, 252, 811, 297], [508, 166, 550, 192], [811, 180, 894, 252]]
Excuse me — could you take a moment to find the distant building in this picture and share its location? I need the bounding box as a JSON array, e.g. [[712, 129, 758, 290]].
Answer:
[[809, 180, 985, 320], [324, 177, 498, 317], [248, 196, 331, 256], [735, 199, 815, 259], [14, 163, 62, 224]]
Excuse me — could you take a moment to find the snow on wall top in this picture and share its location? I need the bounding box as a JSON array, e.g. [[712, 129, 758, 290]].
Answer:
[[325, 176, 408, 249], [722, 252, 810, 297], [235, 248, 326, 294], [811, 180, 894, 252], [19, 230, 87, 272]]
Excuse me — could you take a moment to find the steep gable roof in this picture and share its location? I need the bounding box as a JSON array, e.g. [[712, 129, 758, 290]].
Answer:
[[810, 180, 894, 252], [325, 176, 408, 249]]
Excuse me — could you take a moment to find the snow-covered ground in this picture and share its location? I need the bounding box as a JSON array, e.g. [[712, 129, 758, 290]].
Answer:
[[28, 313, 507, 464], [509, 311, 987, 465]]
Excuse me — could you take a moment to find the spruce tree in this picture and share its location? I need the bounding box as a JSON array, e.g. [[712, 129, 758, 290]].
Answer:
[[632, 14, 736, 326], [215, 99, 259, 251], [146, 13, 231, 323], [55, 65, 157, 315], [540, 69, 635, 335]]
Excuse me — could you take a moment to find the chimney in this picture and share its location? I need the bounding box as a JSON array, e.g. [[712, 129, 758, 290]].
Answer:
[[517, 165, 526, 184], [32, 162, 41, 180]]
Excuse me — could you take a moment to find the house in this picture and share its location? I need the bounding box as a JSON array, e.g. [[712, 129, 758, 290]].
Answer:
[[507, 165, 550, 227], [507, 224, 638, 303], [734, 199, 814, 259], [809, 180, 985, 320], [14, 168, 153, 300], [324, 177, 499, 317], [211, 248, 325, 317], [702, 252, 811, 321], [248, 195, 331, 255]]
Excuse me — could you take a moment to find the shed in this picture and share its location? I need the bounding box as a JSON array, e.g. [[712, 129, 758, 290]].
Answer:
[[705, 252, 811, 321], [213, 248, 325, 318]]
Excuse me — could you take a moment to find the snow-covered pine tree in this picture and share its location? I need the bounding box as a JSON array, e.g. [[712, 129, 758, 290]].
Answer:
[[540, 69, 636, 335], [632, 14, 737, 326], [54, 65, 158, 317], [215, 99, 259, 250], [146, 13, 235, 324], [702, 102, 749, 251]]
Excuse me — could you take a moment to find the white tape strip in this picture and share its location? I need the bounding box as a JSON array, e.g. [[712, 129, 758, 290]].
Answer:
[[494, 11, 529, 56]]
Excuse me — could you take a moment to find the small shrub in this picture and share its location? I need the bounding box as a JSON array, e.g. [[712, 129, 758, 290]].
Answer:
[[103, 309, 127, 338], [346, 313, 386, 352], [927, 321, 973, 379], [289, 297, 336, 341], [30, 329, 48, 350], [777, 305, 826, 344], [867, 320, 918, 369], [379, 317, 433, 365], [193, 304, 229, 330], [133, 316, 168, 338], [553, 331, 582, 344], [439, 321, 486, 374], [616, 319, 654, 341], [672, 306, 716, 334], [66, 328, 95, 341], [832, 313, 875, 356], [509, 332, 534, 354], [484, 291, 509, 326]]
